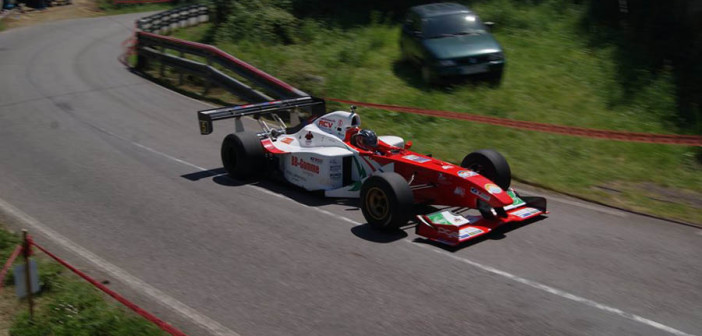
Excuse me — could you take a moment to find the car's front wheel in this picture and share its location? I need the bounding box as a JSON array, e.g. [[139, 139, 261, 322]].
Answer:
[[221, 132, 266, 180], [360, 172, 414, 231], [461, 149, 511, 190]]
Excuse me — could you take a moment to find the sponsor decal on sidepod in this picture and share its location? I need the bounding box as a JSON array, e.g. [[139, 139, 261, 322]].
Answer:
[[291, 156, 320, 174]]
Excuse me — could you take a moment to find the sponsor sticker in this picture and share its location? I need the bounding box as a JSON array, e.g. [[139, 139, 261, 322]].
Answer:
[[427, 211, 469, 226], [317, 118, 334, 129], [470, 187, 491, 201], [504, 189, 526, 210], [280, 137, 294, 144], [453, 187, 466, 197], [442, 165, 454, 170], [511, 207, 541, 219], [291, 156, 320, 174], [402, 155, 431, 163], [459, 227, 484, 239], [457, 170, 478, 179], [485, 183, 503, 195], [310, 156, 323, 164]]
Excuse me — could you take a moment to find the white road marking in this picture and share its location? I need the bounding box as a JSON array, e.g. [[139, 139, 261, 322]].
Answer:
[[515, 186, 626, 217], [11, 132, 693, 336], [414, 243, 696, 336], [131, 141, 208, 172], [0, 198, 240, 336]]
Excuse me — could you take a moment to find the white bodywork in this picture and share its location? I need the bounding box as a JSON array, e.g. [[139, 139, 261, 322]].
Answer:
[[262, 110, 403, 197]]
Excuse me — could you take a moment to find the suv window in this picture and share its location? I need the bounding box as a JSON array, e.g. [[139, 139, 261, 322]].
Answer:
[[422, 13, 487, 38]]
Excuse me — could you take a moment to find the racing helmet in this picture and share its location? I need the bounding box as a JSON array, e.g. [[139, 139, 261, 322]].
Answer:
[[357, 129, 378, 149]]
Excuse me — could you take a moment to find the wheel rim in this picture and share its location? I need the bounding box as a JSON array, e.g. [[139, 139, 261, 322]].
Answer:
[[365, 187, 389, 220]]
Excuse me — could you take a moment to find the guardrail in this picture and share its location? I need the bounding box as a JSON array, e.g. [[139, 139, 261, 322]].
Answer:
[[131, 5, 309, 103], [136, 4, 208, 34]]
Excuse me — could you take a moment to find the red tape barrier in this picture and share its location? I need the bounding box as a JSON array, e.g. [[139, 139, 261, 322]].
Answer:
[[0, 245, 23, 293], [31, 241, 189, 336], [326, 98, 702, 146]]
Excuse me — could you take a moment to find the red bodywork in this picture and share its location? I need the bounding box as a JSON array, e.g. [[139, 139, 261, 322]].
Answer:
[[342, 128, 547, 245], [344, 127, 513, 210]]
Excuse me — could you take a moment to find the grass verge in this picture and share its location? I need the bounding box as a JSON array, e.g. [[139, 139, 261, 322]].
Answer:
[[0, 227, 166, 336]]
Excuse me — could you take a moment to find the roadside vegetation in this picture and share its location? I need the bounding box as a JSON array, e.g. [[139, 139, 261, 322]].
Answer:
[[0, 228, 165, 336], [165, 0, 702, 224], [96, 0, 175, 15]]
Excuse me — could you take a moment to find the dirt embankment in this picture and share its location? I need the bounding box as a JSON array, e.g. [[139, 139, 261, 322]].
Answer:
[[1, 0, 101, 30]]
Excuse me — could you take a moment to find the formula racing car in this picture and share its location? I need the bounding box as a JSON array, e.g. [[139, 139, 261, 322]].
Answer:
[[198, 96, 547, 246]]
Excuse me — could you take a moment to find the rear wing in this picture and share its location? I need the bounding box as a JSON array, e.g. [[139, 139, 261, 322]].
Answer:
[[198, 96, 326, 135]]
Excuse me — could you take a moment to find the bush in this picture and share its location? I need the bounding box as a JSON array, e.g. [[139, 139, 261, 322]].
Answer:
[[216, 0, 299, 44]]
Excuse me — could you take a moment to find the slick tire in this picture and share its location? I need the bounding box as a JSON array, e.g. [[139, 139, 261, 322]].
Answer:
[[221, 132, 266, 180], [461, 149, 511, 190], [360, 172, 414, 231]]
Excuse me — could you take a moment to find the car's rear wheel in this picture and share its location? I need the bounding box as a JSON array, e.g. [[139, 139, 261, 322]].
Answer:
[[360, 172, 414, 231], [461, 149, 511, 190], [221, 132, 266, 180]]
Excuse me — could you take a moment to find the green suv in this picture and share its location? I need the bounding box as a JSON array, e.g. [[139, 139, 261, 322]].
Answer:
[[400, 2, 505, 83]]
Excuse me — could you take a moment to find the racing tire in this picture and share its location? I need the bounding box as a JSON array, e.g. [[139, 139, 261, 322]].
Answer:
[[360, 172, 414, 231], [221, 132, 266, 180], [461, 149, 511, 190]]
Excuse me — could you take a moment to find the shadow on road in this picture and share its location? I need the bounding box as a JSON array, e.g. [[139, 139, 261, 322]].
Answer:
[[351, 224, 408, 244], [181, 168, 545, 250]]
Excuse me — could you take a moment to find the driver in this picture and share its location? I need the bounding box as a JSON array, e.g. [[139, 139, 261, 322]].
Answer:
[[355, 129, 378, 150]]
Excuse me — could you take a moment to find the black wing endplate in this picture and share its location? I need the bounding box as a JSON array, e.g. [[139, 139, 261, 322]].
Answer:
[[198, 96, 326, 135]]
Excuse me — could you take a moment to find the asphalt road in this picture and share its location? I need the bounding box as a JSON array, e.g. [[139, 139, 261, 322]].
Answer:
[[0, 13, 701, 336]]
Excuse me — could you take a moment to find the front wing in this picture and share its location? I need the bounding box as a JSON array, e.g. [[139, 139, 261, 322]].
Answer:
[[415, 193, 547, 246]]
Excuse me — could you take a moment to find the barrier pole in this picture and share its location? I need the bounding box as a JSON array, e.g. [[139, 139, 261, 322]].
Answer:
[[21, 230, 34, 320]]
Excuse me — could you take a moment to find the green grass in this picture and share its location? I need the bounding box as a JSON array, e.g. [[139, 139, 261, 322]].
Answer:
[[168, 1, 702, 224], [0, 228, 166, 336], [97, 0, 176, 15]]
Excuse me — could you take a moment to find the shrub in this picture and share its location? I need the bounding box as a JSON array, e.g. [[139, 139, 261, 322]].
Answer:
[[216, 0, 299, 44]]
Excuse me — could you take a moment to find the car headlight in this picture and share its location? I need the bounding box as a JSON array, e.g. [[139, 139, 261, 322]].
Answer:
[[437, 60, 456, 66], [488, 52, 504, 61]]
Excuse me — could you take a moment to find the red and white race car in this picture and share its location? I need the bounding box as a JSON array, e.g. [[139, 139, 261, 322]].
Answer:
[[198, 96, 547, 246]]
